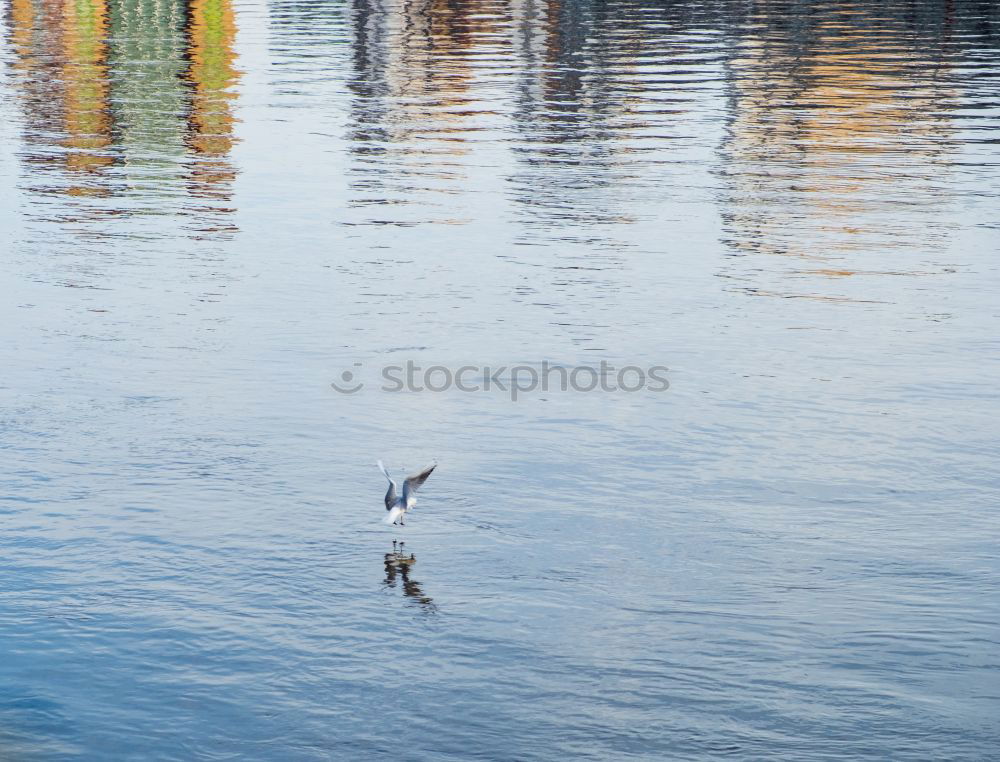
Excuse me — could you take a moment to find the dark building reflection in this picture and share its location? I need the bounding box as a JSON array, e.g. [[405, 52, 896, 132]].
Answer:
[[343, 0, 665, 235], [4, 0, 240, 230], [345, 0, 506, 227], [506, 0, 650, 234]]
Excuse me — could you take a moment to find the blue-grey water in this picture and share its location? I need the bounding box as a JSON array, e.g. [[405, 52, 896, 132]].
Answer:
[[1, 0, 999, 759]]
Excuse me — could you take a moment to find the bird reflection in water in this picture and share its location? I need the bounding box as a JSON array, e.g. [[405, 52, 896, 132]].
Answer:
[[383, 540, 434, 609]]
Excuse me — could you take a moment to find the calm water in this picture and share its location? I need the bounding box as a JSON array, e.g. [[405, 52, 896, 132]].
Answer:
[[1, 0, 999, 758]]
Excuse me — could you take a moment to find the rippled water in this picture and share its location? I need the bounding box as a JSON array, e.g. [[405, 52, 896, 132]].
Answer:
[[2, 0, 999, 758]]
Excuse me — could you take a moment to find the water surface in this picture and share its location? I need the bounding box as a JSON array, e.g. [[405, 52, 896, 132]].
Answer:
[[1, 0, 999, 759]]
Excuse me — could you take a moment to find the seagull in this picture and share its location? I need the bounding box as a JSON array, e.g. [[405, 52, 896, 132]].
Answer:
[[377, 460, 436, 526]]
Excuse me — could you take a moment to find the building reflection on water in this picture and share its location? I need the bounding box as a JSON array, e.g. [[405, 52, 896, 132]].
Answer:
[[6, 0, 995, 282], [341, 0, 661, 350], [717, 4, 961, 302], [344, 0, 652, 236], [506, 0, 649, 234], [4, 0, 240, 228], [346, 0, 504, 227], [337, 0, 991, 301], [186, 0, 239, 208], [61, 0, 114, 187]]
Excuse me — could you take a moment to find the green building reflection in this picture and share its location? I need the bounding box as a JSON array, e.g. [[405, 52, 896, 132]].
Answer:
[[5, 0, 240, 217]]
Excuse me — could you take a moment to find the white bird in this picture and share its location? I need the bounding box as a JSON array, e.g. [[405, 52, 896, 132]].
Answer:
[[377, 460, 437, 526]]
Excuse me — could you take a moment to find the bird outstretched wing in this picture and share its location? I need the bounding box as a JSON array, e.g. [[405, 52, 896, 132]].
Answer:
[[377, 460, 397, 511], [402, 463, 436, 507]]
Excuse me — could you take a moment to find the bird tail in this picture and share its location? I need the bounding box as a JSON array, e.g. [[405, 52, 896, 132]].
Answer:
[[383, 506, 403, 525]]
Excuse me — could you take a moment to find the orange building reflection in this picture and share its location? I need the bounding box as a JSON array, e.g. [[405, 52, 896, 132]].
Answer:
[[186, 0, 240, 203], [7, 0, 112, 196], [4, 0, 240, 220], [719, 15, 957, 301], [61, 0, 113, 188]]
